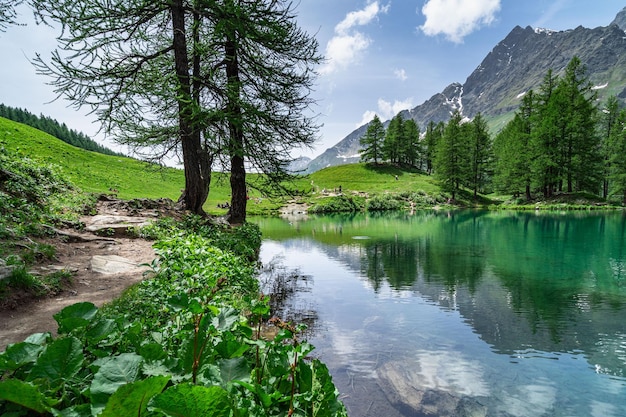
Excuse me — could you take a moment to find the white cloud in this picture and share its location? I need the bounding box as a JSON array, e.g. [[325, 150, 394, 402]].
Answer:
[[358, 97, 414, 127], [321, 2, 389, 75], [358, 110, 379, 127], [394, 68, 408, 81], [419, 0, 501, 43]]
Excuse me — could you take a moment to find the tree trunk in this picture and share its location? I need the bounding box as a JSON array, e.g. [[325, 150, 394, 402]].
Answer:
[[171, 0, 209, 215], [225, 36, 247, 224]]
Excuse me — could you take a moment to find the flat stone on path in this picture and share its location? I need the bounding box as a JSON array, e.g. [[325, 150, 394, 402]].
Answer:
[[91, 255, 146, 275], [84, 215, 153, 237]]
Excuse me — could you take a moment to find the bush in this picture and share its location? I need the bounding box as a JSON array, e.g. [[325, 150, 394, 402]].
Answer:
[[366, 194, 402, 211], [308, 195, 365, 213]]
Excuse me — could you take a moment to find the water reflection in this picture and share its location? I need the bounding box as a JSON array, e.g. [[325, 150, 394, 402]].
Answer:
[[253, 211, 626, 415]]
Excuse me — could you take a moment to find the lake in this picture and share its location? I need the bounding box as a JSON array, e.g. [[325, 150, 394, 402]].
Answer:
[[252, 210, 626, 417]]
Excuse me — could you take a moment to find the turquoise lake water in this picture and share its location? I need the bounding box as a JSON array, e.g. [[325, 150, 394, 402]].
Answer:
[[253, 211, 626, 417]]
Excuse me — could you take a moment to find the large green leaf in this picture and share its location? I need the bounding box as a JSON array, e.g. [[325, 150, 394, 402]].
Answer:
[[150, 384, 233, 417], [0, 342, 44, 371], [27, 336, 84, 385], [218, 357, 250, 384], [90, 353, 143, 416], [212, 307, 239, 331], [100, 375, 170, 417], [0, 379, 56, 413], [51, 403, 91, 417], [54, 302, 98, 334]]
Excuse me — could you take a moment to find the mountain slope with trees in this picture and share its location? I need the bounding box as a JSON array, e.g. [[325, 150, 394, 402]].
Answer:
[[306, 6, 626, 172], [0, 104, 124, 157]]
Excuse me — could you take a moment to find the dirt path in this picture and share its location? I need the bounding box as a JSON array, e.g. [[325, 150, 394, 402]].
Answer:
[[0, 198, 170, 351]]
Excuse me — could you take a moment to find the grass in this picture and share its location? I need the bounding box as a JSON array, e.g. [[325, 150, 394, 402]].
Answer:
[[1, 117, 453, 213], [4, 116, 618, 214]]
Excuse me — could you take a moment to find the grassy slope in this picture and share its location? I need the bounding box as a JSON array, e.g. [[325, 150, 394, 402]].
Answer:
[[0, 117, 241, 214], [1, 116, 451, 209], [308, 163, 440, 195]]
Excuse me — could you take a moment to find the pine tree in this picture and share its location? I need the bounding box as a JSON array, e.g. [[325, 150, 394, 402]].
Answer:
[[359, 115, 385, 164]]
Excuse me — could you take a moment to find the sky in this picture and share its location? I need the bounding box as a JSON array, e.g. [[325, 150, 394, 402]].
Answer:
[[0, 1, 623, 163]]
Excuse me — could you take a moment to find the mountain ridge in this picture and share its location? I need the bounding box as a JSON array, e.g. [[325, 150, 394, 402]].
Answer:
[[304, 7, 626, 173]]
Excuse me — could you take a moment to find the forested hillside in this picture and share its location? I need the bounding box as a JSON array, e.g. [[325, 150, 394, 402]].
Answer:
[[0, 104, 124, 157]]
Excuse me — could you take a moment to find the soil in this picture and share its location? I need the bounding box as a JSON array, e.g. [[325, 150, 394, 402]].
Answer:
[[0, 197, 178, 351]]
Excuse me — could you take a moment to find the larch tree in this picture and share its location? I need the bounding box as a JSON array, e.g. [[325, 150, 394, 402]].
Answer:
[[196, 0, 322, 224], [360, 114, 385, 164], [401, 118, 421, 168], [531, 68, 561, 197], [383, 115, 404, 164], [467, 113, 492, 198], [600, 95, 621, 198], [0, 0, 23, 31], [609, 109, 626, 203], [424, 120, 443, 175], [32, 0, 213, 214], [434, 111, 468, 200], [31, 0, 321, 222], [555, 56, 600, 193], [492, 91, 535, 200]]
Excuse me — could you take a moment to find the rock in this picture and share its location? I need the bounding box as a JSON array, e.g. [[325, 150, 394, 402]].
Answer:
[[90, 255, 146, 275], [377, 359, 489, 417], [84, 215, 152, 237]]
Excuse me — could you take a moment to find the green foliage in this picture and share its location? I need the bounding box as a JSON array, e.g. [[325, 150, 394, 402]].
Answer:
[[359, 114, 385, 164], [309, 195, 365, 213], [0, 220, 348, 416], [366, 195, 402, 211], [494, 57, 603, 200], [0, 104, 123, 156]]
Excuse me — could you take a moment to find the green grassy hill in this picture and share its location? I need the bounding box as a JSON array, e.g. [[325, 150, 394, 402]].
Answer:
[[308, 163, 440, 195], [1, 116, 454, 212], [1, 117, 184, 200]]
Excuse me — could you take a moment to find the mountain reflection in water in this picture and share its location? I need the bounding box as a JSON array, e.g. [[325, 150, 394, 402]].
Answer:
[[253, 210, 626, 417]]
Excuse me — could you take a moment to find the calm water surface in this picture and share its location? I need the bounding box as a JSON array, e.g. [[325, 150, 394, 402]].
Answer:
[[253, 211, 626, 417]]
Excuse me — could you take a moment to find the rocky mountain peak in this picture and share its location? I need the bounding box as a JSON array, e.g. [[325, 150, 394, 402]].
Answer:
[[610, 6, 626, 31], [304, 7, 626, 173]]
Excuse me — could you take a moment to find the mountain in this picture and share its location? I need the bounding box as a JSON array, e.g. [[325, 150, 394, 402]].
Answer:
[[305, 7, 626, 173]]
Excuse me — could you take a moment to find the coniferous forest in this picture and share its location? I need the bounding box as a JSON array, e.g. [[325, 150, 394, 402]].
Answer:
[[360, 57, 626, 203], [0, 104, 124, 157]]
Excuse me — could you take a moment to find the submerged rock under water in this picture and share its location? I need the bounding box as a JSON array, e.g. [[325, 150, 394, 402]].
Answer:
[[377, 360, 489, 417]]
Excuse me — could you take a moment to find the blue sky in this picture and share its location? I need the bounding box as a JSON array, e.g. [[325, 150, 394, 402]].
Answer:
[[0, 1, 622, 162]]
